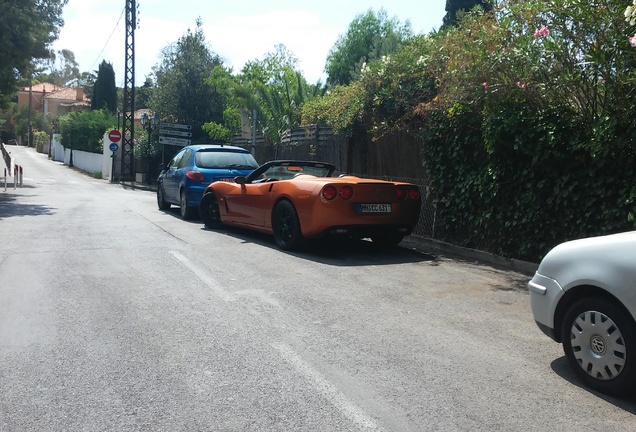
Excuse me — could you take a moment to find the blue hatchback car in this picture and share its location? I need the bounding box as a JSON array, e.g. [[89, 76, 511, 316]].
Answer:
[[156, 145, 258, 219]]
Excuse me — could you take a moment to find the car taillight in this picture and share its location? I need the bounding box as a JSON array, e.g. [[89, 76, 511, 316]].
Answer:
[[339, 186, 353, 200], [407, 187, 420, 200], [186, 170, 205, 181], [322, 185, 338, 200], [396, 186, 420, 200]]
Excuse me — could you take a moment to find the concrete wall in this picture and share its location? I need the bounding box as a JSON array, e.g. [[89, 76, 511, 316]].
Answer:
[[51, 133, 115, 177]]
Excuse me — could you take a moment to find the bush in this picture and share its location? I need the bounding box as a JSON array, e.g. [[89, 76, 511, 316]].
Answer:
[[58, 110, 116, 153], [33, 131, 49, 153], [418, 0, 636, 261]]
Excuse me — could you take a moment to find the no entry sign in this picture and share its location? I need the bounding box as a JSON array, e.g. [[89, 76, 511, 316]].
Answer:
[[108, 129, 122, 143]]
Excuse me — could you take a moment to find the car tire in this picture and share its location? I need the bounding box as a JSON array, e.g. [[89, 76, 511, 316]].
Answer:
[[200, 191, 222, 229], [371, 233, 404, 247], [157, 184, 171, 210], [561, 297, 636, 396], [180, 189, 195, 220], [272, 200, 303, 251]]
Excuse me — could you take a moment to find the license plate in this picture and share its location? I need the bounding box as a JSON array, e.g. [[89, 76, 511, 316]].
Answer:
[[358, 203, 391, 213]]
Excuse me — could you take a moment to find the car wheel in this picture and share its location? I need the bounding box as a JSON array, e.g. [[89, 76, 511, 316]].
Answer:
[[371, 233, 404, 247], [561, 297, 636, 396], [200, 191, 222, 229], [272, 200, 303, 250], [157, 184, 171, 210], [180, 189, 195, 220]]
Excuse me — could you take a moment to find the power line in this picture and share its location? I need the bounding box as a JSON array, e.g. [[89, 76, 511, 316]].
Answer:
[[87, 6, 126, 72]]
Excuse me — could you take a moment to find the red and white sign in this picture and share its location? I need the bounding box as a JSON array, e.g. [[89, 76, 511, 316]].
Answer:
[[108, 129, 122, 143]]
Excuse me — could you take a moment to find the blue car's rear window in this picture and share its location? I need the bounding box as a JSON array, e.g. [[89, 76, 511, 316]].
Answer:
[[195, 151, 258, 169]]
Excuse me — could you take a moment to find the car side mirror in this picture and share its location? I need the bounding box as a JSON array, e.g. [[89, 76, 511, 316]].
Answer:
[[158, 163, 167, 171], [234, 176, 246, 185]]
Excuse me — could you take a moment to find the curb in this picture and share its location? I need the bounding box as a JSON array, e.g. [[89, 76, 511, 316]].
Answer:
[[118, 181, 157, 192], [402, 235, 538, 275]]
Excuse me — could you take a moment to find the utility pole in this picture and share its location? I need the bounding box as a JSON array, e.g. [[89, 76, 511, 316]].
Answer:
[[251, 109, 257, 157], [121, 0, 137, 180], [28, 80, 33, 147]]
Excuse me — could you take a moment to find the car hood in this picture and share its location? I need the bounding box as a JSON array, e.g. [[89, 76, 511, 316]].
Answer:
[[536, 231, 636, 290]]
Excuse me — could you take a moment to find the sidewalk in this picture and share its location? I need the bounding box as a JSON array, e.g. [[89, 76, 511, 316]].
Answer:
[[117, 180, 157, 192]]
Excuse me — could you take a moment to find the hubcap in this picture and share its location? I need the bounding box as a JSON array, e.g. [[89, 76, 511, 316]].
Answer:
[[570, 311, 626, 380]]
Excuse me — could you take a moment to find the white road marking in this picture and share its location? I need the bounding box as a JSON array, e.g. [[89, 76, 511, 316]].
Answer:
[[271, 342, 382, 431], [170, 251, 235, 302]]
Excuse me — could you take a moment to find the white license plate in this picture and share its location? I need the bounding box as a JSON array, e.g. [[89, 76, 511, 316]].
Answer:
[[358, 203, 391, 213]]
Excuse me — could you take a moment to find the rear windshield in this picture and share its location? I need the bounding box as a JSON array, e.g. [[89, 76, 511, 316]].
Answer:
[[195, 151, 258, 169]]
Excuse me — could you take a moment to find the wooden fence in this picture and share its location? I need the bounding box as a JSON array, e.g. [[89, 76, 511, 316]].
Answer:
[[232, 124, 427, 179]]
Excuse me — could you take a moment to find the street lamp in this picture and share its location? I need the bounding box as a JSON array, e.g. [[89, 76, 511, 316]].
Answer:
[[140, 112, 160, 184]]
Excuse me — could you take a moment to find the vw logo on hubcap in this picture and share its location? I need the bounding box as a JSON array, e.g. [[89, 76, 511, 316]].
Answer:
[[590, 335, 606, 355]]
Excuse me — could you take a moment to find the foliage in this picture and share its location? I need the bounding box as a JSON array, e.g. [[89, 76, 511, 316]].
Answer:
[[442, 0, 493, 29], [12, 105, 52, 143], [417, 0, 636, 261], [303, 35, 436, 139], [0, 0, 68, 107], [357, 36, 437, 137], [77, 71, 97, 100], [235, 45, 321, 143], [134, 127, 161, 159], [33, 130, 49, 153], [135, 77, 154, 110], [325, 8, 413, 86], [203, 107, 241, 143], [301, 81, 366, 137], [0, 104, 16, 143], [202, 65, 241, 143], [149, 19, 223, 143], [36, 49, 81, 86], [58, 110, 116, 153], [91, 61, 117, 113]]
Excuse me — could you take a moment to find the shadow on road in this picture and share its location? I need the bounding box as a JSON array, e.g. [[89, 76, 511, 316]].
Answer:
[[194, 221, 436, 266], [550, 356, 636, 412], [0, 193, 55, 219]]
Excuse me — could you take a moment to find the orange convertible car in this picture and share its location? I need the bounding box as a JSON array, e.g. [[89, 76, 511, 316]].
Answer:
[[199, 160, 421, 250]]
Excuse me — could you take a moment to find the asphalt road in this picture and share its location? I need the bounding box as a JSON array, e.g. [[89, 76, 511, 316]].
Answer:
[[0, 145, 634, 431]]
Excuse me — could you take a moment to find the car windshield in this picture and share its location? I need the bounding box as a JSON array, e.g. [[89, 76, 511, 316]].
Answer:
[[196, 150, 258, 169], [261, 164, 332, 180]]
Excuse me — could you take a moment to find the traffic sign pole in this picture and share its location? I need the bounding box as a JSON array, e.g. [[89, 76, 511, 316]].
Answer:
[[109, 142, 119, 183]]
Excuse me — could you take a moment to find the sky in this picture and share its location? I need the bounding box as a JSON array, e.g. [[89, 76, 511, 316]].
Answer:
[[52, 0, 447, 87]]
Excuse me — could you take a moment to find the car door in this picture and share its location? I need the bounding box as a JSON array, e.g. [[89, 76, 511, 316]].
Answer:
[[162, 149, 186, 202], [223, 181, 275, 227]]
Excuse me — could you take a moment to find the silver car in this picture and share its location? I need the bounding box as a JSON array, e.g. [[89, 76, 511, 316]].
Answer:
[[529, 231, 636, 396]]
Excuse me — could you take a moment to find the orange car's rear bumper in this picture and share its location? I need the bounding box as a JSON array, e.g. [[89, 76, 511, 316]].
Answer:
[[296, 199, 421, 238]]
